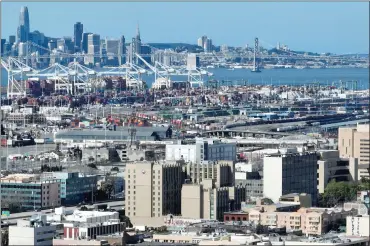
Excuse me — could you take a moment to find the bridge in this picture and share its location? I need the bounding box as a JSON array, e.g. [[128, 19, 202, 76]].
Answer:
[[203, 129, 292, 138]]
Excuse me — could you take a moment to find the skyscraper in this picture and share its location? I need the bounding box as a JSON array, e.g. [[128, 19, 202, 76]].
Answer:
[[17, 6, 30, 43], [74, 22, 83, 51], [9, 35, 16, 46], [81, 32, 92, 54], [87, 34, 100, 65], [118, 35, 126, 65], [1, 39, 6, 55]]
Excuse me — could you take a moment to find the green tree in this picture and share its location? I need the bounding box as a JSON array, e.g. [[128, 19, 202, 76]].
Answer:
[[321, 180, 361, 207], [102, 178, 115, 199]]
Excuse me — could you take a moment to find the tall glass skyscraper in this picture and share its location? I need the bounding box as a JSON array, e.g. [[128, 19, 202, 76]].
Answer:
[[17, 6, 30, 42], [74, 22, 83, 51]]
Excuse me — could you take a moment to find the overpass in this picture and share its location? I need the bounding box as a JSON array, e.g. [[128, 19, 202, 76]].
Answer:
[[203, 129, 292, 138]]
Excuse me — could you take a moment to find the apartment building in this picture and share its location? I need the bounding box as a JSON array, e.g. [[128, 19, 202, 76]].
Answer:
[[235, 171, 263, 198], [1, 174, 61, 210], [248, 207, 357, 236], [263, 148, 318, 205], [125, 161, 183, 226], [338, 123, 370, 179], [166, 138, 237, 163], [181, 182, 245, 221], [317, 150, 358, 193], [183, 160, 235, 187]]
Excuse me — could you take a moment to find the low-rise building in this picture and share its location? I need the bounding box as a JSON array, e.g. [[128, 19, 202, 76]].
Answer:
[[1, 174, 61, 210], [346, 215, 370, 237], [9, 214, 63, 246], [41, 172, 98, 205], [317, 150, 358, 193]]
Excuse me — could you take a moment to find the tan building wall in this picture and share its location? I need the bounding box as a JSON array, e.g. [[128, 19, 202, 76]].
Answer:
[[317, 150, 358, 193], [181, 184, 203, 219], [338, 124, 369, 179], [125, 161, 182, 226]]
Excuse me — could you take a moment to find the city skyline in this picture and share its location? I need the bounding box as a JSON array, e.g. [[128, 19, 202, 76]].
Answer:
[[1, 2, 369, 54]]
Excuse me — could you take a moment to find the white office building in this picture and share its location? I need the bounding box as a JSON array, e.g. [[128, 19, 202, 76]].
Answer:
[[165, 138, 236, 163], [9, 215, 62, 246], [263, 148, 318, 205]]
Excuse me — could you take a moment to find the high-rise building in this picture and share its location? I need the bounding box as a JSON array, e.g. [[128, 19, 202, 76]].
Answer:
[[18, 42, 27, 57], [186, 53, 200, 70], [204, 38, 213, 53], [338, 124, 370, 179], [48, 40, 57, 50], [118, 35, 126, 65], [17, 6, 30, 43], [86, 34, 100, 65], [105, 38, 119, 55], [81, 32, 92, 54], [263, 148, 318, 205], [1, 39, 5, 55], [9, 35, 16, 46], [73, 22, 83, 51], [197, 37, 203, 47], [125, 161, 183, 226]]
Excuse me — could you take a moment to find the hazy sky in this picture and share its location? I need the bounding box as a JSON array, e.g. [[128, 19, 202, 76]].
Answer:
[[1, 2, 369, 54]]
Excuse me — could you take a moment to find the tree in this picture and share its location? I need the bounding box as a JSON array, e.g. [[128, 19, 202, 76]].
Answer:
[[111, 167, 119, 172], [321, 180, 361, 207], [2, 230, 9, 246], [102, 178, 115, 199]]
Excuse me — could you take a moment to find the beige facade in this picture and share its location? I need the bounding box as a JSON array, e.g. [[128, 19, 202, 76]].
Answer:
[[338, 124, 369, 179], [317, 150, 358, 193], [125, 161, 183, 226], [181, 183, 245, 221], [183, 160, 235, 187], [247, 207, 357, 236]]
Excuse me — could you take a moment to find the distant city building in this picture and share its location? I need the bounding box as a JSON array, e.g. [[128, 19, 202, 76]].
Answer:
[[165, 138, 237, 163], [48, 40, 57, 50], [18, 42, 27, 57], [63, 36, 74, 53], [186, 53, 200, 70], [263, 148, 318, 205], [81, 32, 92, 54], [106, 38, 119, 58], [1, 39, 5, 55], [129, 24, 142, 65], [87, 33, 100, 65], [17, 6, 30, 42], [9, 35, 16, 46], [118, 35, 126, 65], [73, 22, 83, 51], [125, 161, 183, 226], [204, 38, 213, 53], [338, 123, 369, 180]]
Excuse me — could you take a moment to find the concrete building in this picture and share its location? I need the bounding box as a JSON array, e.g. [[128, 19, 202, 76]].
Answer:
[[248, 207, 357, 236], [346, 215, 370, 237], [235, 171, 263, 199], [183, 160, 235, 187], [263, 148, 318, 205], [1, 174, 61, 210], [317, 150, 358, 193], [338, 123, 370, 179], [186, 53, 200, 70], [47, 207, 124, 240], [166, 138, 237, 163], [40, 172, 98, 205], [9, 215, 62, 246], [125, 161, 183, 226], [86, 33, 100, 65], [181, 183, 245, 221]]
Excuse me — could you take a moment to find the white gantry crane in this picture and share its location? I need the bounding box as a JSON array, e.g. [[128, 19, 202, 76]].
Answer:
[[2, 57, 34, 98]]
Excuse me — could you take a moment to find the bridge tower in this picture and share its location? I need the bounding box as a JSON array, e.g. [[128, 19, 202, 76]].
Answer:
[[252, 38, 261, 72]]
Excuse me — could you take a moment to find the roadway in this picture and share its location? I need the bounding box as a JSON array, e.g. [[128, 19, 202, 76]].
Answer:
[[0, 200, 124, 224]]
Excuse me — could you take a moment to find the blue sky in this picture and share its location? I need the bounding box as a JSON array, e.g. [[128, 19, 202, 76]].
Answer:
[[1, 2, 369, 54]]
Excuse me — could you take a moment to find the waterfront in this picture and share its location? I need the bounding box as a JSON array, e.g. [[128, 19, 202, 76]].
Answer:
[[1, 67, 369, 89]]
